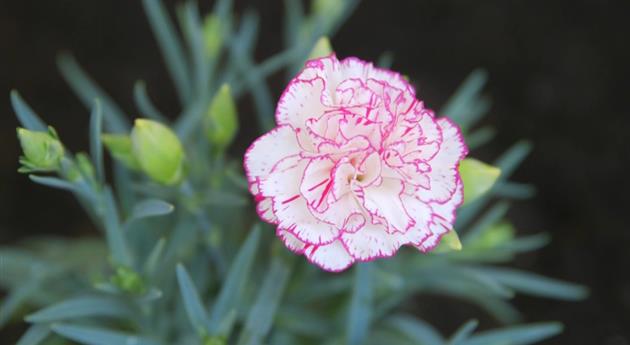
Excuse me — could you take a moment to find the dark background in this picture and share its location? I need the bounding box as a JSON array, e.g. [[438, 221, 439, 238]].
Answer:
[[1, 0, 629, 344]]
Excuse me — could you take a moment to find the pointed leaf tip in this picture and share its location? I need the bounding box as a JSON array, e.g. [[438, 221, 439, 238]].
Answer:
[[459, 158, 501, 205]]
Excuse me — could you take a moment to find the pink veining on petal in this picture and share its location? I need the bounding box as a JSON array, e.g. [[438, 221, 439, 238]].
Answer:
[[244, 54, 468, 272]]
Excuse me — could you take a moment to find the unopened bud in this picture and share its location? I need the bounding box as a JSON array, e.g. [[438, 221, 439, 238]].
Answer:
[[131, 119, 185, 186], [204, 84, 238, 150], [17, 126, 64, 173]]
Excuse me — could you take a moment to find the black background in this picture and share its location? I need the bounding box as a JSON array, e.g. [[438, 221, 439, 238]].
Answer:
[[1, 1, 629, 344]]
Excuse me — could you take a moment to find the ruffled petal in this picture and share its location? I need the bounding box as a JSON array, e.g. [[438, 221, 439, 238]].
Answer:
[[255, 197, 277, 224], [304, 239, 355, 272], [244, 125, 302, 189], [277, 229, 306, 254], [260, 157, 340, 245], [361, 178, 415, 233], [340, 223, 403, 261], [276, 78, 328, 128], [420, 118, 468, 203]]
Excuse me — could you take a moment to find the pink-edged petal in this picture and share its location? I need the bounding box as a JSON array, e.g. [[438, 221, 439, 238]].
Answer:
[[342, 212, 366, 233], [277, 198, 340, 245], [415, 216, 451, 252], [356, 152, 382, 187], [340, 223, 403, 261], [401, 194, 434, 234], [339, 115, 382, 147], [304, 239, 354, 272], [430, 179, 464, 224], [417, 110, 442, 145], [300, 157, 335, 213], [256, 197, 277, 224], [277, 228, 306, 254], [276, 78, 328, 128], [244, 125, 302, 187], [361, 178, 415, 233], [331, 159, 354, 199], [259, 157, 339, 245], [420, 118, 467, 203], [299, 55, 340, 83], [315, 193, 364, 230]]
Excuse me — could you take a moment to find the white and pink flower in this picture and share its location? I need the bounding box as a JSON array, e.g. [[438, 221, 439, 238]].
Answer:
[[244, 54, 468, 272]]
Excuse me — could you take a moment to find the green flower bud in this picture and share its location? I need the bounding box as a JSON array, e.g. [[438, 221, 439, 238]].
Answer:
[[102, 134, 140, 170], [17, 126, 64, 173], [131, 119, 185, 186], [459, 158, 501, 205], [308, 36, 333, 60], [65, 152, 97, 183], [110, 266, 146, 294], [204, 84, 238, 150], [203, 14, 223, 58]]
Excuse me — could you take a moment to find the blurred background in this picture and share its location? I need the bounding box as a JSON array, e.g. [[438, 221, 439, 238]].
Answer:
[[1, 0, 628, 344]]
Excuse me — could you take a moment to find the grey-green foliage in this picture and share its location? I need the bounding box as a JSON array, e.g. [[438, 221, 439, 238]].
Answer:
[[3, 1, 586, 344]]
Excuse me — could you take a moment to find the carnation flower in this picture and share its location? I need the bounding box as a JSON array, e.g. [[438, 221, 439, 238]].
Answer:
[[244, 54, 468, 271]]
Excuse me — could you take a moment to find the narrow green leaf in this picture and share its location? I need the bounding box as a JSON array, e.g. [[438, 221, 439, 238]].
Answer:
[[11, 90, 47, 131], [144, 238, 167, 276], [237, 256, 291, 345], [57, 54, 129, 133], [440, 69, 489, 131], [89, 100, 104, 183], [469, 267, 588, 301], [499, 233, 550, 253], [142, 0, 192, 104], [494, 182, 536, 200], [133, 81, 167, 122], [16, 324, 50, 345], [0, 282, 37, 327], [52, 323, 160, 345], [28, 175, 74, 191], [347, 263, 373, 345], [231, 46, 303, 96], [113, 161, 136, 211], [377, 51, 394, 69], [457, 141, 532, 228], [459, 158, 501, 205], [452, 267, 514, 299], [283, 0, 304, 47], [179, 1, 208, 98], [448, 319, 478, 345], [215, 309, 237, 337], [386, 314, 444, 345], [129, 199, 174, 221], [212, 0, 233, 22], [103, 187, 133, 267], [25, 296, 131, 323], [209, 226, 261, 329], [276, 305, 332, 337], [463, 201, 510, 243], [176, 264, 211, 335], [29, 175, 92, 202], [466, 126, 495, 150], [461, 322, 563, 345], [228, 13, 275, 132], [494, 141, 532, 180]]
